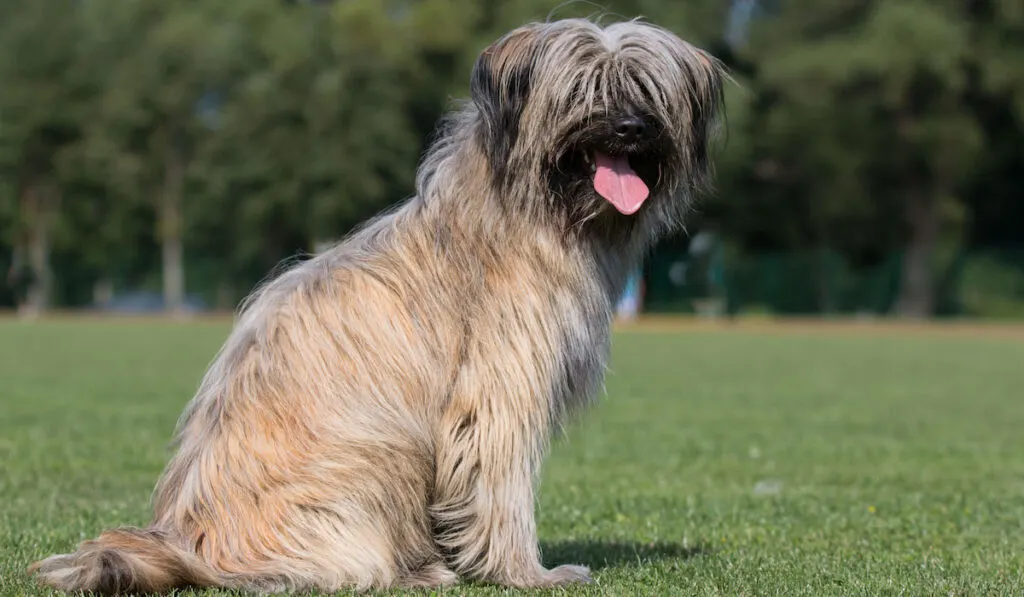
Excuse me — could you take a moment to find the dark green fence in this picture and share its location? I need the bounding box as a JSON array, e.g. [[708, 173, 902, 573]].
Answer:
[[643, 247, 1024, 319], [5, 240, 1024, 319]]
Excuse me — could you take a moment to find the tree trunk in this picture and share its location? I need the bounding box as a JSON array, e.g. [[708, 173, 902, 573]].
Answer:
[[215, 279, 235, 312], [896, 187, 939, 319], [816, 247, 835, 315], [160, 135, 186, 315], [893, 106, 943, 320], [17, 182, 57, 318], [93, 277, 114, 306]]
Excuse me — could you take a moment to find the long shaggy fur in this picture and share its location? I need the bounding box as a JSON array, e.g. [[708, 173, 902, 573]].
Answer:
[[30, 17, 725, 594]]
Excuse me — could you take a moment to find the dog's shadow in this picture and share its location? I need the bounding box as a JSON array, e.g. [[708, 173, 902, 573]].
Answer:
[[541, 539, 710, 571]]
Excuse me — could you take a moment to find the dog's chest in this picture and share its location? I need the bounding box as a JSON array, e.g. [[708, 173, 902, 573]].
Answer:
[[459, 239, 619, 415], [553, 303, 611, 415], [540, 266, 615, 416]]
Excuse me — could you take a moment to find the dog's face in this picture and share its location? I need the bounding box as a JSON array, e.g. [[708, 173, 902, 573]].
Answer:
[[470, 19, 724, 235]]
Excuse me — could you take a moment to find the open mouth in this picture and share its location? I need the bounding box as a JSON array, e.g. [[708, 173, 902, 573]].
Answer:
[[550, 127, 667, 221], [582, 151, 650, 215]]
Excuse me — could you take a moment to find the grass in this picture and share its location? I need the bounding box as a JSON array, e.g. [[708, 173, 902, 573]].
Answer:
[[1, 318, 1022, 596]]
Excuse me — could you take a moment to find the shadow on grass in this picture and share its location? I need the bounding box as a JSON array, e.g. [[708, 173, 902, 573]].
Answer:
[[541, 539, 711, 570]]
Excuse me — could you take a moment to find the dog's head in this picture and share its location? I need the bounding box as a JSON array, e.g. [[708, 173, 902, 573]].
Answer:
[[470, 18, 725, 237]]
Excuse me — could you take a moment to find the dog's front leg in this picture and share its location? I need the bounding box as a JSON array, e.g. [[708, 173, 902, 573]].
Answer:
[[430, 352, 592, 588]]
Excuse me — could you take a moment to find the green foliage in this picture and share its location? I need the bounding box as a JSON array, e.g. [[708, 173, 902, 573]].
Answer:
[[0, 0, 1022, 314], [189, 0, 424, 288], [958, 253, 1024, 319]]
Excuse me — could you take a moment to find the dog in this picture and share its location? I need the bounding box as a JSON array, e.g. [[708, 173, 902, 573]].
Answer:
[[30, 17, 724, 594]]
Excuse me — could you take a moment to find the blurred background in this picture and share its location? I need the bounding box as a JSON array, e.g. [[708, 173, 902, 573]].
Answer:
[[1, 0, 1021, 320]]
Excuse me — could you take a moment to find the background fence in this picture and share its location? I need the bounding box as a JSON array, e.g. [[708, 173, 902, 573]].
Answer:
[[644, 246, 1024, 319]]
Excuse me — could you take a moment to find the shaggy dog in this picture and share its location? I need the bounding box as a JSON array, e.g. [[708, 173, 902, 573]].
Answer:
[[30, 17, 725, 594]]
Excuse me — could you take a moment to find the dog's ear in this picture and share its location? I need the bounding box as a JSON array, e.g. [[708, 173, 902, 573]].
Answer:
[[470, 26, 541, 183]]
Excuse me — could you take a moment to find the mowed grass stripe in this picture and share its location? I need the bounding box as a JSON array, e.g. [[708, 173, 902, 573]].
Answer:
[[1, 320, 1021, 595]]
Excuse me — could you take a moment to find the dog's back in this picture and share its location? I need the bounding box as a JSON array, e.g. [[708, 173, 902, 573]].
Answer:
[[149, 203, 467, 591]]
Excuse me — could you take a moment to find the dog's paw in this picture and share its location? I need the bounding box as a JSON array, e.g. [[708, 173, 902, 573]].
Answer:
[[399, 561, 459, 589], [542, 564, 593, 586]]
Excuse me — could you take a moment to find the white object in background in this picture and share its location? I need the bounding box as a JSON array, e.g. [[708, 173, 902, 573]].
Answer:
[[616, 269, 643, 321]]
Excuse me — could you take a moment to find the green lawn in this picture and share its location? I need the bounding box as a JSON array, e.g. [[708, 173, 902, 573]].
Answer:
[[1, 319, 1022, 596]]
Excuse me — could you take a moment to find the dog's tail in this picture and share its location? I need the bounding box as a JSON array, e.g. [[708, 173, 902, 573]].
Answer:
[[28, 526, 218, 595]]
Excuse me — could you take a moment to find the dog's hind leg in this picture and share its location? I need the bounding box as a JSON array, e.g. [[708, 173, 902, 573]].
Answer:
[[429, 338, 593, 588], [397, 560, 459, 589]]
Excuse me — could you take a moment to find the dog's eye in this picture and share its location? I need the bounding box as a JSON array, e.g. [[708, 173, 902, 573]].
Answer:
[[628, 73, 657, 107], [566, 79, 584, 103]]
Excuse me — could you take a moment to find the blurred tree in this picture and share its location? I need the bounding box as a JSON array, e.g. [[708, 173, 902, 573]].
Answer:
[[0, 0, 1021, 316], [0, 1, 97, 314], [962, 0, 1024, 250], [72, 0, 241, 313], [189, 0, 434, 304], [720, 0, 982, 317]]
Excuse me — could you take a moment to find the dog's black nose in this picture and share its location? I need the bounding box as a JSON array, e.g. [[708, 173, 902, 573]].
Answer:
[[614, 116, 647, 141]]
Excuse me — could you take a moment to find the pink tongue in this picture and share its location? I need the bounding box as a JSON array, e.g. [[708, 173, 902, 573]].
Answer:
[[593, 152, 649, 215]]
